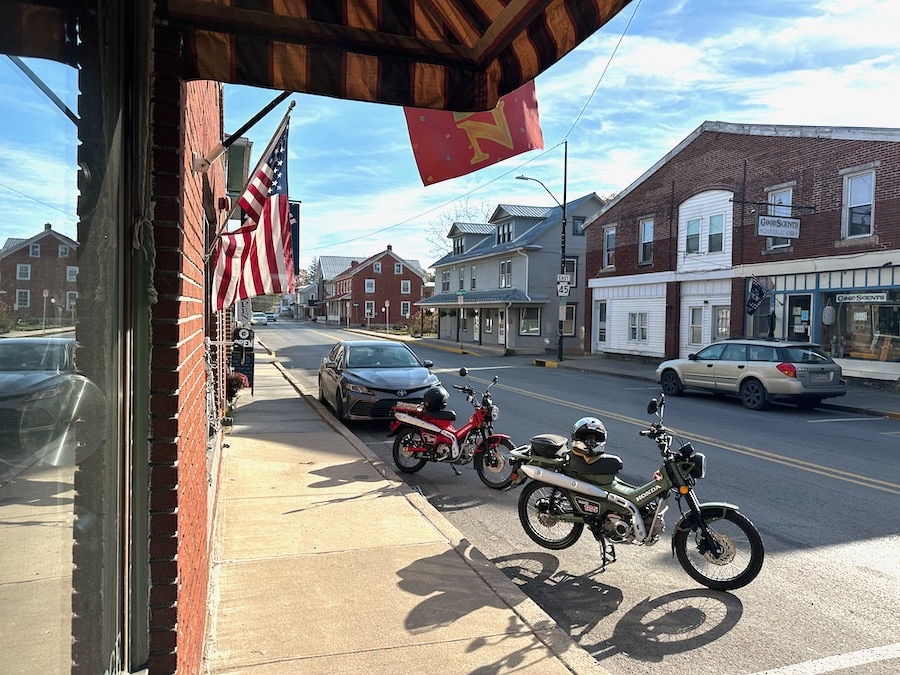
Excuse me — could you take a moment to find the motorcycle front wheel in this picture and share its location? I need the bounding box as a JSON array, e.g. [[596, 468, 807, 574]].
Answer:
[[518, 481, 583, 549], [392, 427, 429, 473], [474, 437, 516, 489], [673, 508, 764, 591]]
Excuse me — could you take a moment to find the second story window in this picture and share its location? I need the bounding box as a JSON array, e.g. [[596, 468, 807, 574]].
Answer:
[[686, 218, 700, 254], [563, 258, 577, 287], [373, 262, 381, 273], [708, 214, 724, 253], [395, 263, 402, 274], [59, 244, 69, 258], [497, 222, 512, 244], [453, 238, 464, 254], [603, 226, 615, 268], [842, 168, 874, 238], [67, 266, 78, 282], [499, 259, 512, 288], [441, 270, 450, 292], [470, 266, 476, 290], [365, 279, 375, 293], [17, 263, 31, 280], [572, 216, 586, 236], [639, 218, 653, 264], [767, 187, 793, 249], [29, 243, 40, 257], [458, 267, 464, 290], [400, 279, 411, 294]]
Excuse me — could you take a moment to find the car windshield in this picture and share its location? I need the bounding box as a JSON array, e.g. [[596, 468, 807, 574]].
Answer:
[[346, 345, 420, 368], [0, 342, 71, 371]]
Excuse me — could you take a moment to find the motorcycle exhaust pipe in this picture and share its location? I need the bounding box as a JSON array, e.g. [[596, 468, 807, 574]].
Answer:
[[520, 465, 647, 541]]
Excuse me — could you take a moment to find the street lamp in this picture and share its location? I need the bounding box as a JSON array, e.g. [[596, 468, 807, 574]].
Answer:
[[516, 140, 568, 361]]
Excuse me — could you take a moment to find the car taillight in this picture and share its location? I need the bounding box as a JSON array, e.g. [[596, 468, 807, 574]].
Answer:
[[776, 362, 797, 378]]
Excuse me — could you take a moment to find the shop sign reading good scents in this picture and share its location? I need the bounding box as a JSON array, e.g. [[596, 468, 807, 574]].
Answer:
[[836, 293, 888, 303], [756, 214, 800, 238]]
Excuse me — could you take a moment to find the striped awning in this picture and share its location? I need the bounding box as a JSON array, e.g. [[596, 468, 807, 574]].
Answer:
[[164, 0, 632, 112]]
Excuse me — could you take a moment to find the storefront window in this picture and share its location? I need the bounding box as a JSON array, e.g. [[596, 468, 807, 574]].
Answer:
[[822, 291, 900, 361], [1, 11, 127, 673]]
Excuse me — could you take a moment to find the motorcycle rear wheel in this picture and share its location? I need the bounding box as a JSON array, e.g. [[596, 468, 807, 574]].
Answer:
[[392, 427, 429, 473], [474, 437, 516, 489], [673, 508, 764, 591], [518, 481, 583, 549]]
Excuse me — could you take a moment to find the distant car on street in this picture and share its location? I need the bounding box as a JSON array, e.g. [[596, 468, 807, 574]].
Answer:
[[250, 312, 268, 326], [265, 311, 277, 322], [318, 339, 439, 421], [655, 337, 846, 410]]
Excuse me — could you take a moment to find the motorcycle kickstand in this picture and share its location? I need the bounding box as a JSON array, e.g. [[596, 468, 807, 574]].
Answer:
[[590, 530, 617, 572], [449, 464, 462, 476]]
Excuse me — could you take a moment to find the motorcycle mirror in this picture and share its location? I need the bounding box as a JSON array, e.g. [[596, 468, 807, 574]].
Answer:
[[647, 398, 659, 415], [492, 375, 498, 384], [459, 367, 468, 377]]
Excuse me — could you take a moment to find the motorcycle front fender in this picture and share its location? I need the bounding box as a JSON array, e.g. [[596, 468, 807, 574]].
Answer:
[[482, 433, 512, 449], [670, 501, 741, 551]]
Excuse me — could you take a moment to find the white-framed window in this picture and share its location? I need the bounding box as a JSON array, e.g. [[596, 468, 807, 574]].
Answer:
[[458, 267, 464, 290], [453, 238, 464, 254], [572, 216, 586, 236], [16, 289, 30, 308], [768, 187, 793, 249], [16, 263, 31, 280], [713, 306, 731, 341], [708, 214, 724, 253], [441, 270, 450, 292], [67, 266, 78, 282], [365, 300, 375, 317], [686, 218, 700, 254], [400, 279, 411, 294], [596, 301, 607, 342], [59, 244, 70, 258], [842, 169, 874, 238], [499, 259, 511, 288], [562, 258, 577, 287], [365, 278, 375, 293], [689, 307, 703, 344], [497, 222, 512, 244], [519, 307, 540, 335], [401, 301, 411, 317], [373, 262, 381, 273], [394, 262, 402, 274], [563, 304, 576, 336], [66, 291, 78, 310], [603, 226, 615, 268], [639, 218, 653, 264], [628, 312, 648, 341], [29, 243, 40, 257]]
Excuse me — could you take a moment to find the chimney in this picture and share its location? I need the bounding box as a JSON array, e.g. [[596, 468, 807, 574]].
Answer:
[[44, 223, 52, 231], [350, 261, 358, 267], [387, 244, 392, 251]]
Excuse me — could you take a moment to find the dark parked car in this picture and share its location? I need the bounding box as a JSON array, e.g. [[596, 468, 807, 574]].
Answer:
[[0, 337, 104, 476], [655, 338, 846, 410], [318, 340, 439, 421]]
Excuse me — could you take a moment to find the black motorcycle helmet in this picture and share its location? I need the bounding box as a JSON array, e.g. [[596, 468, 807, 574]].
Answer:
[[422, 385, 449, 412], [571, 416, 607, 449]]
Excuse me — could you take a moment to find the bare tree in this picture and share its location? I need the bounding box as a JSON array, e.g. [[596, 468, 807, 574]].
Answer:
[[425, 196, 494, 261]]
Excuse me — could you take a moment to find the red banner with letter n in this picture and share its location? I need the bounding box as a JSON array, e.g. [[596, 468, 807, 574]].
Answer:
[[404, 81, 544, 185]]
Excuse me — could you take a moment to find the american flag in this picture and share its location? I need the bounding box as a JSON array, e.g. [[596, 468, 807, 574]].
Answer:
[[212, 115, 295, 311]]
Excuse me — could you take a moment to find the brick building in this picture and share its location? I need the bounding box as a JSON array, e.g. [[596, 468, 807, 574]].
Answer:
[[0, 223, 79, 323], [323, 246, 427, 327], [584, 121, 900, 380]]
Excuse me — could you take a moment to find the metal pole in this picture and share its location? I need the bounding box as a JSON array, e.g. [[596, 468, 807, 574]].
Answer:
[[558, 141, 568, 362]]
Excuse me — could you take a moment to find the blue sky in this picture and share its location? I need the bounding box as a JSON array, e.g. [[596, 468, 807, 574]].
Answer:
[[1, 0, 898, 273]]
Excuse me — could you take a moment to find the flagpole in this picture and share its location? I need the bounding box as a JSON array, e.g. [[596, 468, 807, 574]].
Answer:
[[206, 101, 295, 259]]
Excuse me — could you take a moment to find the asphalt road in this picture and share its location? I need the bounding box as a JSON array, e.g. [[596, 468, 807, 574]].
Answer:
[[263, 321, 900, 674]]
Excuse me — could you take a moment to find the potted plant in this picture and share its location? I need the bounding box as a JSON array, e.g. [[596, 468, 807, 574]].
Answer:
[[225, 371, 249, 401]]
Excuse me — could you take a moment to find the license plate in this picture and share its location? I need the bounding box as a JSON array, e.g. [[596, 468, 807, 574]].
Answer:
[[811, 372, 829, 382]]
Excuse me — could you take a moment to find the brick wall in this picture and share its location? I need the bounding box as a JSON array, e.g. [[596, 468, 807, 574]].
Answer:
[[339, 250, 426, 326], [148, 20, 225, 673]]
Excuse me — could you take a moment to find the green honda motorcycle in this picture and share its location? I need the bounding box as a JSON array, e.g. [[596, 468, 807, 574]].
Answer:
[[509, 392, 764, 591]]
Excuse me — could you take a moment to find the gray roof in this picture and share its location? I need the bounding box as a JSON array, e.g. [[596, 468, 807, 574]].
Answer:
[[432, 193, 600, 267], [447, 222, 495, 237], [491, 204, 552, 220], [418, 288, 542, 306], [318, 256, 366, 280]]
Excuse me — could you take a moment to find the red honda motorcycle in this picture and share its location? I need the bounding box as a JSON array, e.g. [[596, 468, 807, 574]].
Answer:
[[388, 367, 516, 489]]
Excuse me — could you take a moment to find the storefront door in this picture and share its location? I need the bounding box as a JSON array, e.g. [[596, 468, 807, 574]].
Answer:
[[788, 295, 812, 340]]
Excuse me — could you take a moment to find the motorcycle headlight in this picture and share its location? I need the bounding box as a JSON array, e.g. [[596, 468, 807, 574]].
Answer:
[[490, 405, 499, 421], [690, 452, 706, 479]]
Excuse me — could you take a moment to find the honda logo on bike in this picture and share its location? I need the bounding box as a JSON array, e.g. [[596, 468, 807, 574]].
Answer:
[[396, 390, 408, 397]]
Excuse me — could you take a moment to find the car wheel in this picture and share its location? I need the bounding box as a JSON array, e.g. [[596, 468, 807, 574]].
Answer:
[[335, 394, 346, 420], [660, 370, 685, 396], [739, 379, 768, 410], [317, 377, 326, 403]]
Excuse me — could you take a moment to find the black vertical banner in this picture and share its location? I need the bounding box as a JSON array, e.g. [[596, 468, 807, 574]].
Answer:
[[746, 277, 767, 315], [289, 200, 301, 276]]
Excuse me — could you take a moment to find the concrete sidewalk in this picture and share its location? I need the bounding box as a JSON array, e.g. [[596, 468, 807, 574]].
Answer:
[[203, 350, 607, 674]]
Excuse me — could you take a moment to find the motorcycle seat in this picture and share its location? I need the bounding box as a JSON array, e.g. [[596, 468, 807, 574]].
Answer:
[[428, 409, 456, 421], [530, 434, 568, 458], [567, 451, 623, 476]]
